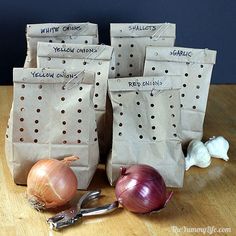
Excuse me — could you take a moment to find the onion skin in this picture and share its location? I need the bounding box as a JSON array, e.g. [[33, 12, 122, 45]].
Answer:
[[115, 165, 173, 214], [26, 157, 78, 210]]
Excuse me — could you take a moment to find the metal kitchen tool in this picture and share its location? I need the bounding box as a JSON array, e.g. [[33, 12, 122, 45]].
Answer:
[[47, 190, 119, 230]]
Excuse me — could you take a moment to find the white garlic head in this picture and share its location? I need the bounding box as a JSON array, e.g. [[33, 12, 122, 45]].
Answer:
[[185, 140, 211, 171], [205, 136, 229, 161]]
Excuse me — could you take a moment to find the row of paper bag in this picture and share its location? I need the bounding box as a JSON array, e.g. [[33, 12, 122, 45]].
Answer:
[[5, 22, 217, 189]]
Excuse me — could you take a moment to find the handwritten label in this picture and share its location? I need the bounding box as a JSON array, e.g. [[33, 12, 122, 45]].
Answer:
[[170, 50, 192, 57], [128, 25, 156, 31], [41, 27, 59, 34], [52, 46, 98, 54], [31, 71, 81, 79], [40, 25, 83, 34], [62, 25, 82, 32], [128, 79, 163, 88]]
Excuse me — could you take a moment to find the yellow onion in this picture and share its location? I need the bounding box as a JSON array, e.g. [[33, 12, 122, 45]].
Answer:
[[26, 156, 78, 210], [115, 164, 173, 213]]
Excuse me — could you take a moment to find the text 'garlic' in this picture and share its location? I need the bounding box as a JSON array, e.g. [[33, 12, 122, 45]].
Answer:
[[185, 140, 211, 171], [205, 136, 229, 161]]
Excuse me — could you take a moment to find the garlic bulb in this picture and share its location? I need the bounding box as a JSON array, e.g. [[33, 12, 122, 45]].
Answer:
[[205, 136, 229, 161], [185, 140, 211, 171]]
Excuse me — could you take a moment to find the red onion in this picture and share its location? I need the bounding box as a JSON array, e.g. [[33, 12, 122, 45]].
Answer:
[[26, 156, 78, 210], [115, 164, 173, 213]]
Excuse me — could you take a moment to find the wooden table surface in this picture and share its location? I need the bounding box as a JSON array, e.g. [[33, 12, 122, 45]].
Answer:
[[0, 85, 235, 236]]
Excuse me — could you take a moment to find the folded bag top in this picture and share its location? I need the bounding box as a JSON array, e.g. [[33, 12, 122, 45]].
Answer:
[[110, 23, 175, 38], [26, 22, 98, 37], [25, 22, 99, 68]]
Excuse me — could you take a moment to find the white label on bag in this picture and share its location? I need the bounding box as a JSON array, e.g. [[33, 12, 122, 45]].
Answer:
[[13, 68, 94, 85], [146, 46, 217, 64], [111, 23, 176, 37], [27, 23, 98, 37]]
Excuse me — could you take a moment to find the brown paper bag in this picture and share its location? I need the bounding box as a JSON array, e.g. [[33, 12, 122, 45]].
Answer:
[[106, 76, 185, 187], [110, 23, 176, 77], [143, 46, 217, 145], [37, 42, 114, 159], [24, 23, 98, 68], [5, 68, 99, 189]]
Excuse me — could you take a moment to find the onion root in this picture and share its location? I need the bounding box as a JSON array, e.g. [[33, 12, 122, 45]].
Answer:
[[27, 195, 46, 211]]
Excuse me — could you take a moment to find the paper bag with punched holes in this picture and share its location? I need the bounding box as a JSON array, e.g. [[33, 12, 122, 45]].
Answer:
[[5, 68, 99, 189], [37, 42, 114, 159], [110, 23, 176, 78], [24, 23, 99, 68], [106, 76, 185, 187], [143, 46, 217, 146]]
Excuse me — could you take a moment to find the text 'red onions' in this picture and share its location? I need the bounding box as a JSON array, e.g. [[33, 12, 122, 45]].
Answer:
[[115, 164, 173, 213], [26, 156, 78, 210]]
